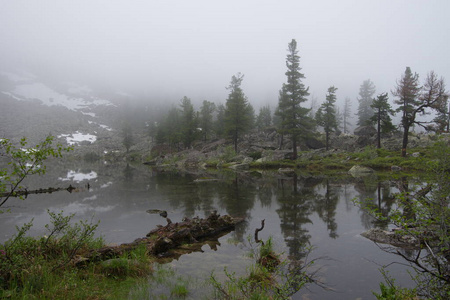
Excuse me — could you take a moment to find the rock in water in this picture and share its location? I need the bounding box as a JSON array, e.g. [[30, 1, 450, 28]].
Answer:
[[348, 165, 374, 176]]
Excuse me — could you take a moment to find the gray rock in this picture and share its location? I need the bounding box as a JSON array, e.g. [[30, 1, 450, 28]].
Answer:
[[348, 165, 374, 176], [278, 168, 296, 176], [361, 228, 419, 248], [228, 163, 249, 171], [391, 165, 402, 171], [304, 137, 325, 149], [412, 152, 420, 158], [354, 126, 377, 137]]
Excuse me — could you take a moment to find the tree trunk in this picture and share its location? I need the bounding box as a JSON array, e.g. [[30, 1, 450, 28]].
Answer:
[[377, 110, 381, 149], [401, 124, 409, 157], [76, 212, 244, 266], [325, 130, 329, 151], [292, 135, 298, 159]]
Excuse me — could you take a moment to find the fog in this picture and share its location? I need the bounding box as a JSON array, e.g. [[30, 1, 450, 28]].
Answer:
[[1, 0, 449, 108]]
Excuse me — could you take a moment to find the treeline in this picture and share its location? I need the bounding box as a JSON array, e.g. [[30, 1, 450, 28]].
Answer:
[[133, 39, 449, 157]]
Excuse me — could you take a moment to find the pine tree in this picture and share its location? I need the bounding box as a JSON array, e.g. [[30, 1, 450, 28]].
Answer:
[[343, 97, 352, 134], [224, 73, 252, 152], [214, 103, 226, 138], [316, 86, 338, 150], [357, 79, 376, 126], [392, 68, 447, 157], [200, 100, 216, 141], [370, 93, 395, 148], [256, 105, 272, 131], [179, 96, 197, 149], [276, 39, 312, 159]]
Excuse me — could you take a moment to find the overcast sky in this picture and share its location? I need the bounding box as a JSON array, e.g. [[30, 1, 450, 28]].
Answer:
[[1, 0, 449, 109]]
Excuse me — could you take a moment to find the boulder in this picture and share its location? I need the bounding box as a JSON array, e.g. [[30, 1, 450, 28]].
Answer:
[[361, 228, 419, 248], [278, 168, 296, 176], [228, 163, 250, 171], [391, 165, 402, 172], [354, 126, 377, 137], [348, 165, 375, 176], [304, 137, 325, 149]]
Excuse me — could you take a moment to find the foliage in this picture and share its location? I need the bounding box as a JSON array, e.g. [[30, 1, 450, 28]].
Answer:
[[256, 105, 272, 131], [360, 140, 450, 299], [179, 96, 198, 148], [393, 68, 448, 156], [373, 269, 418, 300], [357, 79, 376, 126], [200, 100, 216, 141], [370, 93, 396, 148], [210, 237, 317, 300], [0, 211, 152, 299], [276, 39, 313, 159], [224, 73, 253, 152], [315, 86, 338, 150], [342, 97, 352, 134], [0, 135, 72, 209]]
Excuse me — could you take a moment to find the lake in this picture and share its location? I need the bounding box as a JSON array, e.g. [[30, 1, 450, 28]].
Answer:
[[0, 160, 419, 299]]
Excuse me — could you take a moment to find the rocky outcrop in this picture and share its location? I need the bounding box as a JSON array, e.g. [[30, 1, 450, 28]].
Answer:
[[361, 228, 419, 248]]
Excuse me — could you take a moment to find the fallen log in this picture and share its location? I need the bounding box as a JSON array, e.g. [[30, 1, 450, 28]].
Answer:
[[0, 185, 78, 198], [75, 211, 244, 265]]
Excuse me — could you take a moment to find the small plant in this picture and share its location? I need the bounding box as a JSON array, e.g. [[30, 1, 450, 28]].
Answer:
[[373, 269, 418, 300], [210, 236, 316, 300], [220, 145, 237, 162]]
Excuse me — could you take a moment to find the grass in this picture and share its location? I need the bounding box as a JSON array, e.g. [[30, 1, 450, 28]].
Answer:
[[0, 211, 153, 300]]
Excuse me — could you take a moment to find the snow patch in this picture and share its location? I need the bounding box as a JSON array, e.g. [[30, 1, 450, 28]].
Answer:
[[59, 170, 98, 182], [58, 131, 97, 145]]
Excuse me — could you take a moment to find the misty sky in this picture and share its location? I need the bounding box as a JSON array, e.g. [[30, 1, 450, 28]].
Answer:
[[1, 0, 449, 109]]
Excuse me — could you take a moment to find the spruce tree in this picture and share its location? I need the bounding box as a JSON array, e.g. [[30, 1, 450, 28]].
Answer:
[[343, 97, 352, 134], [200, 100, 216, 141], [224, 73, 252, 152], [370, 93, 395, 148], [256, 105, 272, 131], [276, 39, 312, 159], [357, 79, 376, 126], [179, 96, 197, 149], [315, 86, 338, 150]]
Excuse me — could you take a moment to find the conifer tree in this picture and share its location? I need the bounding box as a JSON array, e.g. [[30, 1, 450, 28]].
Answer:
[[370, 93, 395, 148], [179, 96, 197, 149], [276, 39, 312, 159], [224, 73, 252, 152], [316, 86, 338, 150], [343, 97, 352, 134], [357, 79, 376, 126], [199, 100, 216, 141], [392, 68, 447, 156], [256, 105, 272, 131]]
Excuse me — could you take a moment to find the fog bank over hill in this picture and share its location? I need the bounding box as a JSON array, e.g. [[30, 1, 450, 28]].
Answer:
[[1, 1, 449, 111]]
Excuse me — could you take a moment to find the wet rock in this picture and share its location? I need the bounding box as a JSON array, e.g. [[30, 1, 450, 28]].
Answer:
[[228, 163, 249, 171], [361, 228, 419, 248], [278, 168, 296, 176], [348, 165, 375, 176]]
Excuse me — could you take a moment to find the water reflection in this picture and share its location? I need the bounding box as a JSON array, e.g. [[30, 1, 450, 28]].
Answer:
[[0, 163, 423, 299]]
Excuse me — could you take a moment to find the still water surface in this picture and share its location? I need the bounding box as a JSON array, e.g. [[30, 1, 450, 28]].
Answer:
[[0, 161, 419, 299]]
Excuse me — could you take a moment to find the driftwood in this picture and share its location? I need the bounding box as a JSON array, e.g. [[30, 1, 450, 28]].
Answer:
[[75, 211, 244, 265], [0, 185, 78, 198]]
